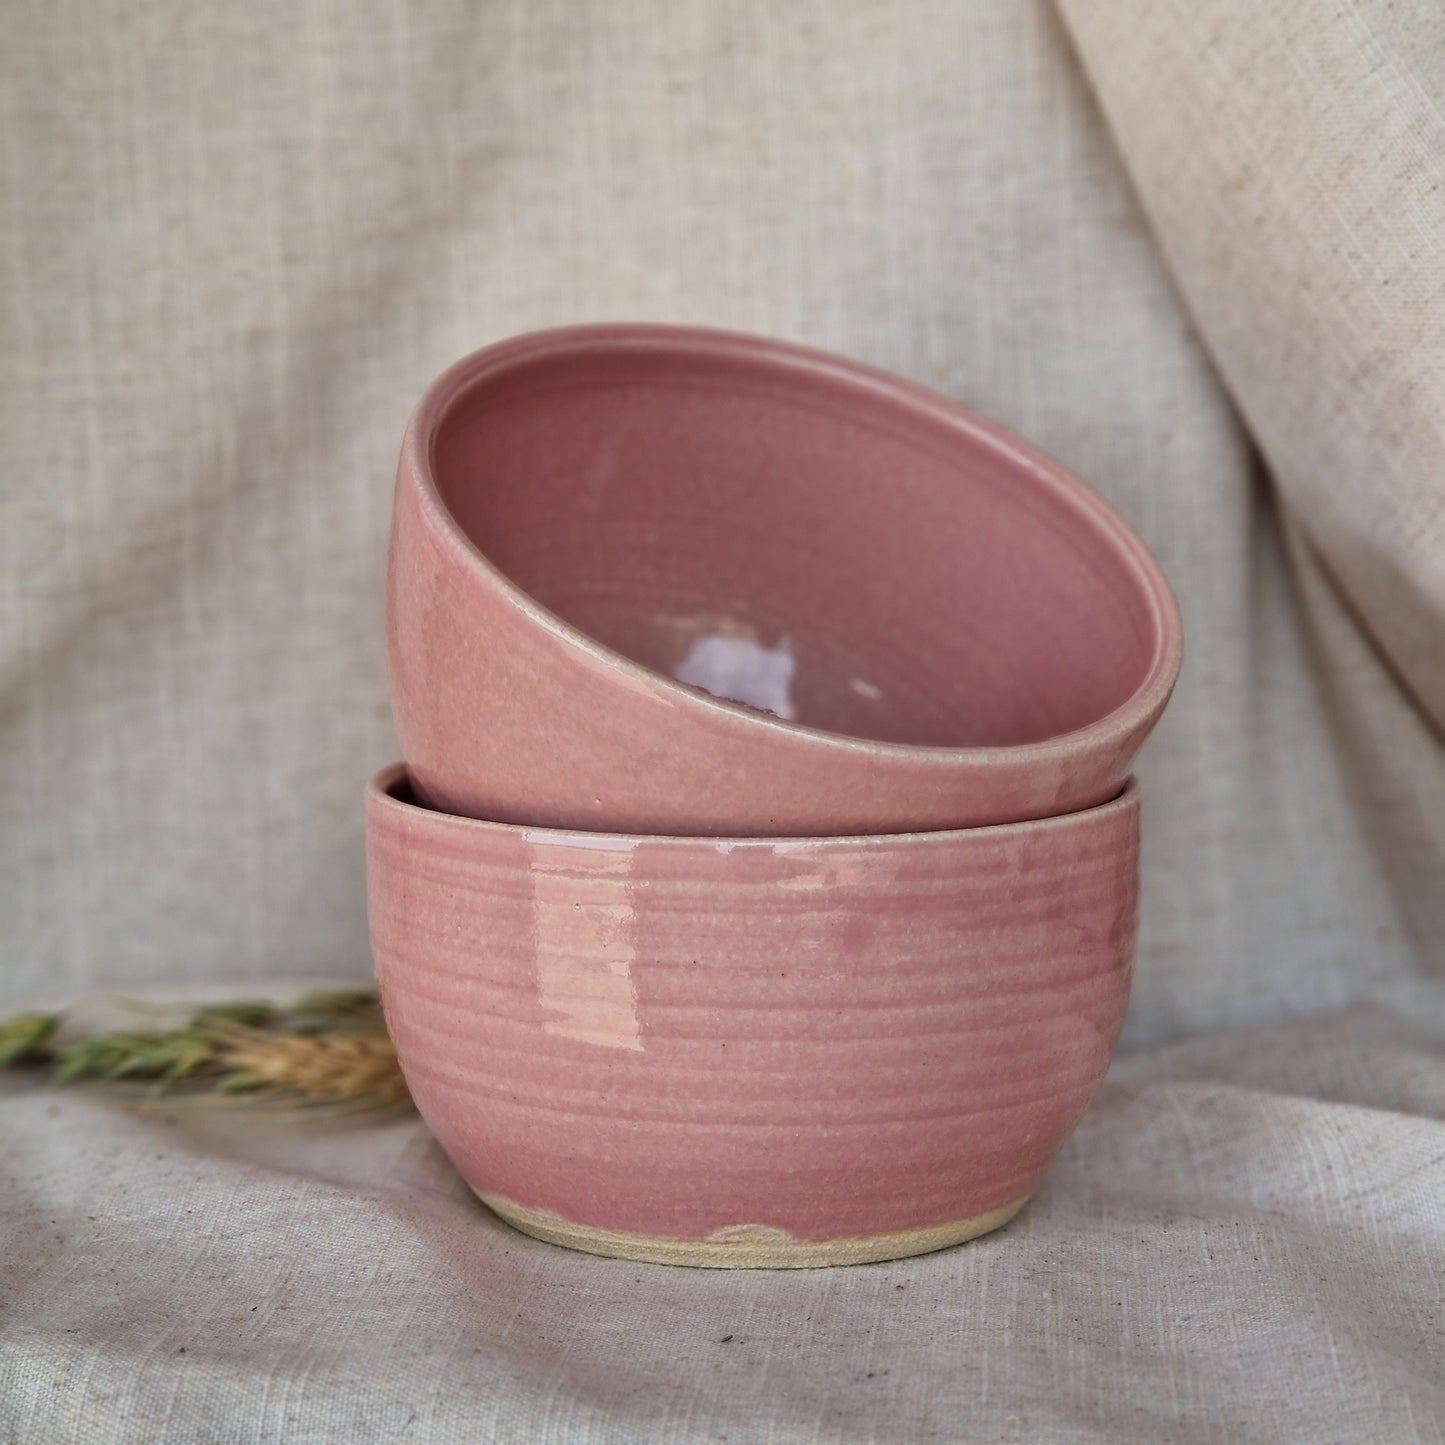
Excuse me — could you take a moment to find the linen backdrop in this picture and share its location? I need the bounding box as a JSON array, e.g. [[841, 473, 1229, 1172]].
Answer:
[[2, 1, 1442, 1440]]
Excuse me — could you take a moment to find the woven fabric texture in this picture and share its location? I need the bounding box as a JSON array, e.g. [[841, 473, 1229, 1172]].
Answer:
[[2, 1, 1441, 1439]]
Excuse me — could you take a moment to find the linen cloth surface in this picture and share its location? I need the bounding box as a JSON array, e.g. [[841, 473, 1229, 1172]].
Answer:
[[2, 1, 1442, 1440]]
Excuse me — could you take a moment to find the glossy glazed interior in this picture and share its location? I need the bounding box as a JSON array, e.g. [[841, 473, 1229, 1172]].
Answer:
[[430, 332, 1166, 748], [366, 765, 1140, 1255]]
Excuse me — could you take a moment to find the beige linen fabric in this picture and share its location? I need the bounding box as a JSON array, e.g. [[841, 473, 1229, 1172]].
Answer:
[[2, 1, 1442, 1440], [1057, 0, 1445, 983], [3, 982, 1443, 1444]]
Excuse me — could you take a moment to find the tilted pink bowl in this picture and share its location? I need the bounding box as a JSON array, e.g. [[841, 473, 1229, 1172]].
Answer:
[[366, 764, 1141, 1268], [387, 324, 1181, 837]]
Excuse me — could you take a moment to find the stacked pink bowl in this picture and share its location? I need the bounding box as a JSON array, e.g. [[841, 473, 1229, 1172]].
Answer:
[[368, 324, 1181, 1268]]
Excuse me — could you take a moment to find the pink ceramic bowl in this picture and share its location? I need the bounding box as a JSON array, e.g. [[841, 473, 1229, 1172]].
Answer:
[[366, 763, 1141, 1268], [387, 325, 1180, 836]]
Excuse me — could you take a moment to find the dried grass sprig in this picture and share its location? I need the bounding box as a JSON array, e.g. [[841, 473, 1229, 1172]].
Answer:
[[217, 1028, 410, 1107], [0, 988, 412, 1115], [0, 1013, 57, 1067]]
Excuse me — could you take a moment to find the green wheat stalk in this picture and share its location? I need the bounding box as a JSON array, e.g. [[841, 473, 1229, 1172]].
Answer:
[[0, 989, 411, 1112]]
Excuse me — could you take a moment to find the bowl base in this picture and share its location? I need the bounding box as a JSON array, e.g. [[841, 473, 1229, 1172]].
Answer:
[[473, 1190, 1030, 1269]]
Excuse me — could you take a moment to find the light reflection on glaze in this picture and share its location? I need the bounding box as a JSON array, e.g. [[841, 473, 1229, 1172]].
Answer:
[[525, 831, 638, 852], [673, 633, 798, 720], [775, 861, 868, 893], [532, 846, 643, 1052]]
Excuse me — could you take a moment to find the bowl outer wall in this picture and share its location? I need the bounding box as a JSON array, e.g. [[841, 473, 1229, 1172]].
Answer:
[[366, 766, 1141, 1245]]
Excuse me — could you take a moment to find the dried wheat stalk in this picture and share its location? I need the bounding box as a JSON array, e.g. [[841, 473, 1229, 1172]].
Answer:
[[0, 988, 413, 1115], [217, 1027, 411, 1107]]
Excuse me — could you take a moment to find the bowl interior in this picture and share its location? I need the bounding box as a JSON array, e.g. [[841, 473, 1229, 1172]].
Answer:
[[431, 334, 1165, 749]]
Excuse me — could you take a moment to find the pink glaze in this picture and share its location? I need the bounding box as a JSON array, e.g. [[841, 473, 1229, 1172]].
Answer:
[[366, 764, 1140, 1248], [387, 324, 1181, 836]]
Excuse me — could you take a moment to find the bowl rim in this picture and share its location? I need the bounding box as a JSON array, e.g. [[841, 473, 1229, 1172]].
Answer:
[[368, 763, 1140, 849], [399, 322, 1183, 765]]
